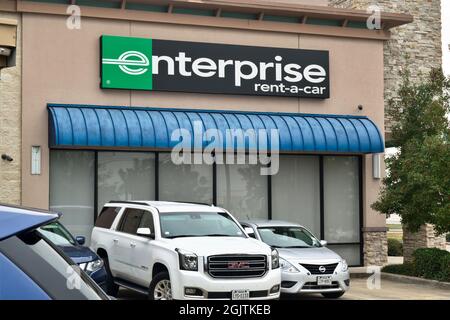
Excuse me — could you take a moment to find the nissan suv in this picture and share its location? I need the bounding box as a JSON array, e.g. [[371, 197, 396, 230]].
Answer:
[[90, 201, 281, 300]]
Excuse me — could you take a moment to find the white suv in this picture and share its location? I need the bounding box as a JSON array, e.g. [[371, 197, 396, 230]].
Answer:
[[91, 201, 281, 300]]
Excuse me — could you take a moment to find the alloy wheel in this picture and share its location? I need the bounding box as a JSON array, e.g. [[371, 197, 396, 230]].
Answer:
[[153, 279, 172, 300]]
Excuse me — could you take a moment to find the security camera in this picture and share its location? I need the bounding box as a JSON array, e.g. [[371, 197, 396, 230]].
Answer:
[[1, 154, 13, 162], [0, 47, 12, 57], [357, 105, 364, 111]]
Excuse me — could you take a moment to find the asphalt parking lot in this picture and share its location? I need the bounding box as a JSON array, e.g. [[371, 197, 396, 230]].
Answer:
[[117, 278, 450, 300], [284, 278, 450, 300]]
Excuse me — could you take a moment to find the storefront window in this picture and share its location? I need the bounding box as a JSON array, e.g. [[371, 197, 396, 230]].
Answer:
[[158, 153, 213, 204], [272, 156, 320, 236], [217, 161, 268, 220], [97, 152, 156, 212], [327, 244, 361, 266], [50, 151, 95, 244], [323, 156, 360, 242]]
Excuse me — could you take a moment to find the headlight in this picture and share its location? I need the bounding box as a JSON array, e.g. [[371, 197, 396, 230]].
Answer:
[[86, 259, 104, 273], [177, 249, 198, 271], [279, 258, 299, 273], [271, 249, 279, 269], [341, 259, 348, 272]]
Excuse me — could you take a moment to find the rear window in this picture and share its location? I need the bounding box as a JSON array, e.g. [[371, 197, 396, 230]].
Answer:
[[95, 206, 120, 229]]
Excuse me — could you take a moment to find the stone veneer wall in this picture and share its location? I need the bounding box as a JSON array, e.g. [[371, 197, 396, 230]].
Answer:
[[403, 224, 447, 263], [0, 12, 21, 205], [363, 231, 388, 266], [329, 0, 442, 137], [330, 0, 443, 266]]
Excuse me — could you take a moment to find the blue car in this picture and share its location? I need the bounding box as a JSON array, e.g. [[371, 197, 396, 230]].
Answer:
[[0, 204, 109, 300], [38, 221, 107, 289]]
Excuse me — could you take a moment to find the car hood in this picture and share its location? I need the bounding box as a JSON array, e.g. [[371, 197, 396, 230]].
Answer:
[[278, 246, 342, 264], [164, 237, 272, 256], [59, 245, 98, 264]]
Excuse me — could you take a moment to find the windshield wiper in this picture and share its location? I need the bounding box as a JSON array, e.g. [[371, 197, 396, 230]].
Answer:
[[284, 246, 310, 248], [164, 235, 202, 239], [205, 234, 236, 237]]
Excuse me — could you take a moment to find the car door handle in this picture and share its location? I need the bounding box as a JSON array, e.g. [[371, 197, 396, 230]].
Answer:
[[113, 238, 119, 243], [130, 242, 136, 248]]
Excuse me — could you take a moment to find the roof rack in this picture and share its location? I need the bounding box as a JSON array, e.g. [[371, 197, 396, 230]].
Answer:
[[107, 200, 215, 207], [169, 201, 215, 207], [108, 201, 150, 206]]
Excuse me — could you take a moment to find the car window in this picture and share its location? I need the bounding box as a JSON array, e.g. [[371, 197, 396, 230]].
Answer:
[[138, 211, 154, 233], [39, 222, 76, 246], [119, 209, 144, 235], [95, 206, 120, 229], [0, 231, 108, 300]]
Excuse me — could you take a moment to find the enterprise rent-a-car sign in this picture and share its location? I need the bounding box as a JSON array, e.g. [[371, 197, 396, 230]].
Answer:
[[101, 35, 330, 99]]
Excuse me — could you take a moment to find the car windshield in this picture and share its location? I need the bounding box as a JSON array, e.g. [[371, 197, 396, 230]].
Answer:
[[159, 212, 245, 239], [39, 222, 76, 246], [258, 226, 321, 248]]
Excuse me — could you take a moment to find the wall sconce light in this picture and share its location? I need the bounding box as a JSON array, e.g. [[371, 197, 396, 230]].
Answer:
[[1, 154, 13, 162], [373, 153, 381, 179], [31, 146, 41, 175]]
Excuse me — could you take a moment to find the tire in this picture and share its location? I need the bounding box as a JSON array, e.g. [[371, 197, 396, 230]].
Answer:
[[148, 272, 172, 300], [103, 256, 119, 297], [321, 291, 345, 299]]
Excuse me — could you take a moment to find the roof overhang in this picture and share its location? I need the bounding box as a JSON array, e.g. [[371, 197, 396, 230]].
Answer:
[[2, 1, 413, 40]]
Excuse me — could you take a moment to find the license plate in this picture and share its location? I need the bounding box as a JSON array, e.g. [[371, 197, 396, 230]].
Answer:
[[317, 276, 333, 285], [232, 289, 250, 300]]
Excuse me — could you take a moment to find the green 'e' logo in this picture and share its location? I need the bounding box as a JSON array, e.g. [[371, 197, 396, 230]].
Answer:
[[101, 35, 153, 90]]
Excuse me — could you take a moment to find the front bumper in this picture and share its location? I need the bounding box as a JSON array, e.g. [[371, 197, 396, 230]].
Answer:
[[171, 269, 281, 300], [280, 270, 350, 294]]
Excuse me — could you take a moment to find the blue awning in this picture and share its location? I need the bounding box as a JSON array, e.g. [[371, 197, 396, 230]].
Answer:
[[48, 104, 384, 153]]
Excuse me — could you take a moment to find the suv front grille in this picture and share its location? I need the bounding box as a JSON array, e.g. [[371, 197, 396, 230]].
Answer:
[[207, 255, 267, 278], [299, 263, 338, 275]]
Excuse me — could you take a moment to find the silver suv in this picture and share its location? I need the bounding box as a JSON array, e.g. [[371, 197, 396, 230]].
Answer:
[[240, 220, 350, 298]]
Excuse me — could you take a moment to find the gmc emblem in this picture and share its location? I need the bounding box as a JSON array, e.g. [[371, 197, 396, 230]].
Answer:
[[228, 261, 250, 269]]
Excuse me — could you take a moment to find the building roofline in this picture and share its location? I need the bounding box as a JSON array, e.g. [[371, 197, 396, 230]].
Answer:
[[162, 0, 414, 29], [1, 0, 413, 40]]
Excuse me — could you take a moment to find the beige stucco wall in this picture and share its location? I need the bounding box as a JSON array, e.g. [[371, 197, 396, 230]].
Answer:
[[0, 12, 21, 205], [21, 13, 385, 228]]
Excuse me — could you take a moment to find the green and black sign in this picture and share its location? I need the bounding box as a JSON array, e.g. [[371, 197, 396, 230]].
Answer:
[[101, 35, 330, 98]]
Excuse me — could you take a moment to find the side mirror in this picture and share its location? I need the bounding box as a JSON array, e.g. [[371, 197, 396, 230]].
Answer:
[[244, 227, 254, 235], [137, 227, 154, 239], [75, 236, 86, 246], [244, 227, 257, 239], [320, 240, 327, 247]]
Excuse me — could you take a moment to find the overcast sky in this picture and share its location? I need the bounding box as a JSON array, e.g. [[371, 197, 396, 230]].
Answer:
[[443, 0, 450, 76]]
